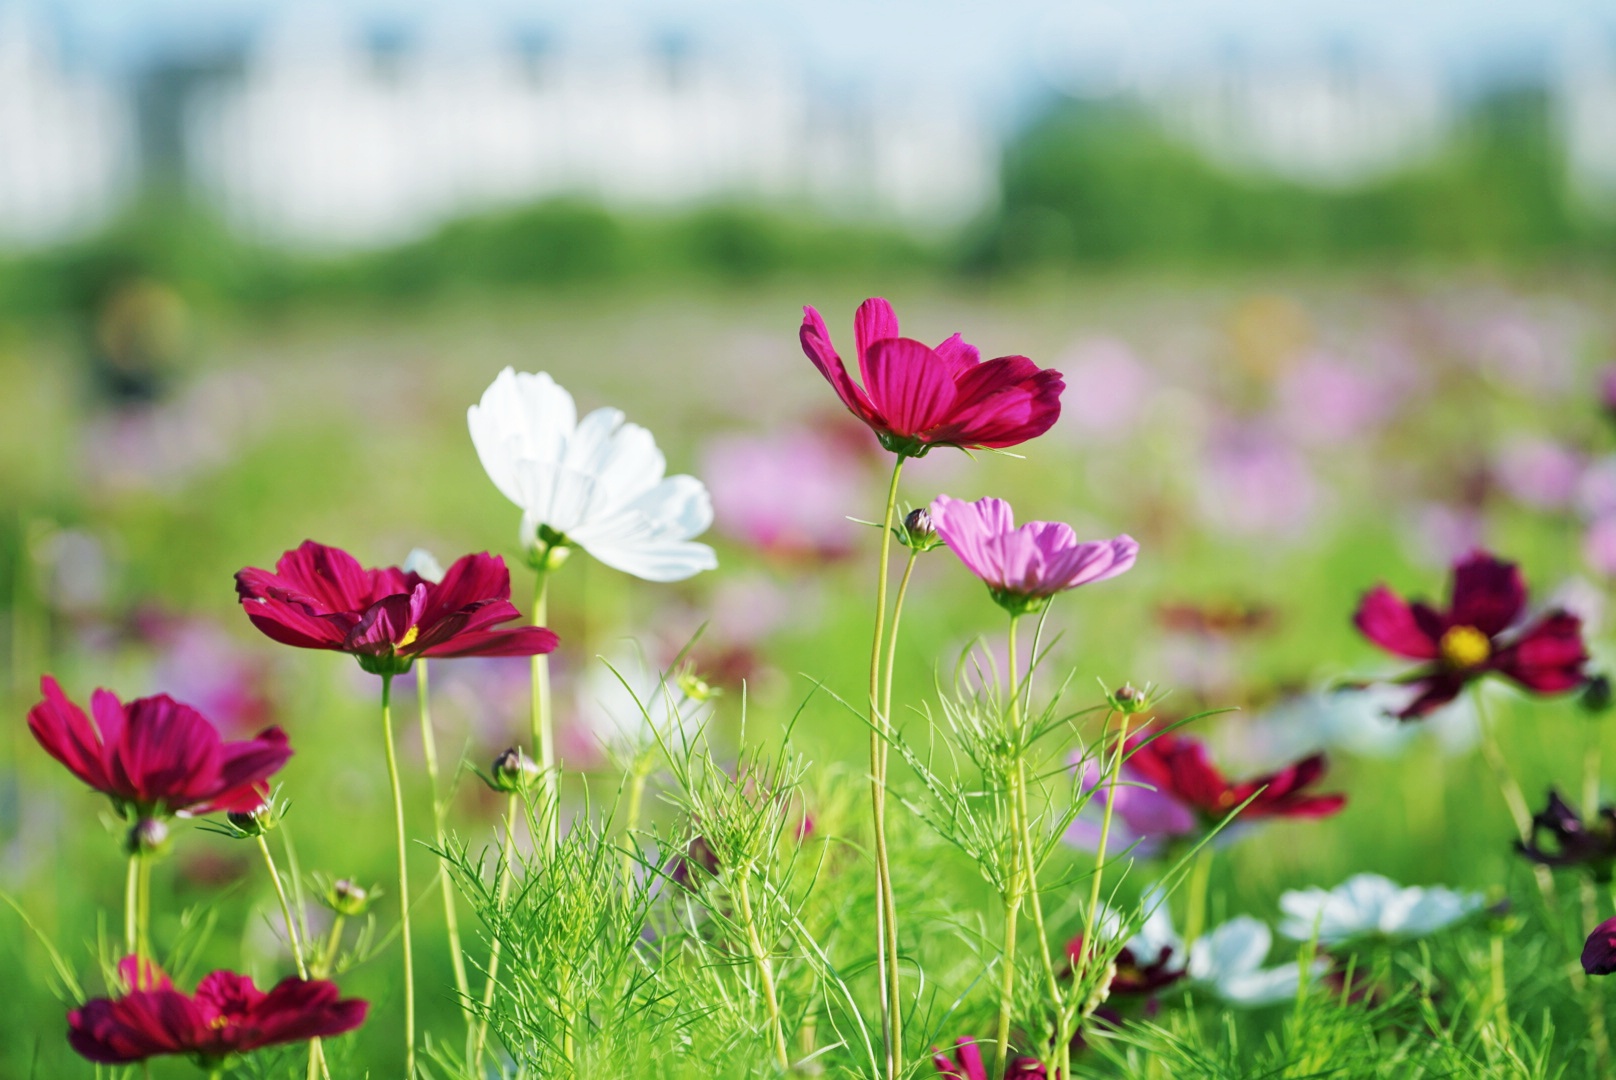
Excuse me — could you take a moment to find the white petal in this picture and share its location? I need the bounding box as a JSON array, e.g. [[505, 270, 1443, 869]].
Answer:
[[468, 369, 578, 508], [566, 409, 666, 513], [1190, 916, 1272, 981], [570, 475, 717, 580], [1216, 962, 1307, 1007], [402, 548, 443, 582]]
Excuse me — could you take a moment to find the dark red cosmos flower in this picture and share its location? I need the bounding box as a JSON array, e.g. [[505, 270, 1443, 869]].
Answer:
[[1063, 934, 1185, 996], [235, 541, 558, 675], [68, 956, 367, 1065], [1122, 730, 1346, 825], [1517, 789, 1616, 882], [800, 297, 1064, 457], [28, 676, 290, 818], [1354, 550, 1588, 720], [932, 1038, 1046, 1079], [1586, 917, 1616, 976]]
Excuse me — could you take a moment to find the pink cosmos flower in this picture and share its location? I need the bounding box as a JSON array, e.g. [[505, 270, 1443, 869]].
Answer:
[[702, 428, 870, 562], [931, 495, 1137, 614], [235, 541, 558, 675], [27, 676, 291, 818], [799, 297, 1064, 456], [68, 956, 367, 1065], [1494, 437, 1583, 512], [1354, 550, 1588, 719], [932, 1037, 1046, 1079]]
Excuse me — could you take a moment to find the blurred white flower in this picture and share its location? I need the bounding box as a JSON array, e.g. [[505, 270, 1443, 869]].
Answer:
[[402, 547, 444, 582], [1188, 916, 1324, 1007], [468, 368, 717, 582], [1278, 873, 1485, 945], [577, 649, 714, 759]]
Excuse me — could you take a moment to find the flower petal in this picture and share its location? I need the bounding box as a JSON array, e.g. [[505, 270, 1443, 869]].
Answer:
[[1353, 585, 1440, 660], [1493, 611, 1588, 693], [800, 306, 879, 425], [1448, 551, 1527, 636], [468, 368, 579, 509], [27, 676, 114, 794], [862, 337, 959, 437]]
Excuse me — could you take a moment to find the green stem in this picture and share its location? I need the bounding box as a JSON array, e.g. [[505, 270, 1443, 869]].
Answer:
[[123, 855, 139, 959], [1472, 685, 1557, 909], [621, 762, 649, 898], [1585, 721, 1603, 832], [880, 548, 921, 728], [255, 835, 308, 978], [136, 855, 153, 964], [469, 793, 520, 1070], [315, 914, 346, 979], [1182, 846, 1214, 951], [992, 614, 1025, 1080], [531, 571, 557, 859], [380, 673, 416, 1078], [736, 870, 790, 1070], [1075, 713, 1132, 1000], [866, 455, 907, 1080], [280, 822, 312, 951], [418, 659, 472, 1025], [1489, 930, 1510, 1047]]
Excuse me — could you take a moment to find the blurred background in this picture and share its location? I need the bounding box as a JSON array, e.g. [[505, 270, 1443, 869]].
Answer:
[[4, 0, 1616, 1074]]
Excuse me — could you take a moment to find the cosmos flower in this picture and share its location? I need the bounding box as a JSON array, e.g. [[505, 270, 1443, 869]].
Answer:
[[467, 368, 717, 581], [1353, 550, 1588, 719], [1066, 898, 1186, 996], [1188, 916, 1325, 1007], [67, 956, 367, 1065], [1585, 918, 1616, 975], [1277, 874, 1485, 945], [931, 495, 1137, 615], [1517, 789, 1616, 881], [800, 297, 1064, 457], [1069, 730, 1345, 855], [235, 541, 558, 675], [701, 427, 870, 562], [27, 676, 291, 819]]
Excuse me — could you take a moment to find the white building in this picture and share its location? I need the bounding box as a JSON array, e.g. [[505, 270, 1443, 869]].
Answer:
[[0, 8, 133, 246], [185, 9, 997, 250]]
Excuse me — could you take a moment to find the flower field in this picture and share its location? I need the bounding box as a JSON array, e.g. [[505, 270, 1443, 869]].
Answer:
[[5, 270, 1616, 1078]]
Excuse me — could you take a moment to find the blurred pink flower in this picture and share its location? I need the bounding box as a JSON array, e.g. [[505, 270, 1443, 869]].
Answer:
[[1577, 456, 1616, 520], [1584, 516, 1616, 578], [702, 429, 871, 562], [1054, 337, 1152, 441], [1196, 427, 1321, 540], [1407, 503, 1488, 568], [1494, 437, 1583, 512], [1275, 354, 1394, 446], [134, 612, 277, 737]]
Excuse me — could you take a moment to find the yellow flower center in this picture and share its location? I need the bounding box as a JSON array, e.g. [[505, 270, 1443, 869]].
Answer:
[[396, 625, 420, 650], [1439, 625, 1491, 669]]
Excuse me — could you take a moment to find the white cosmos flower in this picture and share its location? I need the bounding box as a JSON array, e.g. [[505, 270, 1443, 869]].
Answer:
[[468, 368, 717, 582], [1188, 916, 1325, 1007], [1278, 873, 1485, 945]]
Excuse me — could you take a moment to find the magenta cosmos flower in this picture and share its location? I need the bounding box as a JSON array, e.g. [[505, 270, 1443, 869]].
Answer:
[[1354, 550, 1588, 720], [931, 494, 1137, 615], [235, 541, 558, 675], [28, 676, 290, 819], [68, 956, 367, 1065], [800, 297, 1064, 456], [932, 1038, 1046, 1079]]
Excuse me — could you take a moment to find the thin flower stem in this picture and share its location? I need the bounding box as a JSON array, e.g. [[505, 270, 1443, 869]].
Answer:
[[469, 792, 519, 1070], [254, 835, 309, 978], [1585, 720, 1603, 834], [992, 614, 1025, 1080], [866, 454, 907, 1080], [621, 761, 650, 898], [880, 548, 921, 726], [315, 914, 346, 979], [380, 673, 416, 1078], [136, 855, 153, 963], [735, 869, 790, 1071], [280, 822, 312, 951], [1182, 846, 1214, 951], [1075, 713, 1132, 994], [532, 571, 557, 859], [417, 659, 472, 1026], [123, 854, 139, 960], [1489, 930, 1511, 1048], [1471, 685, 1558, 909]]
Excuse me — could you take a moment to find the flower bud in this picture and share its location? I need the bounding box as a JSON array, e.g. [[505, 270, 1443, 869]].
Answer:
[[228, 802, 277, 837], [526, 523, 573, 572], [126, 817, 171, 858], [1108, 682, 1153, 715], [897, 507, 942, 552], [489, 747, 543, 794], [676, 667, 719, 703], [327, 879, 372, 918]]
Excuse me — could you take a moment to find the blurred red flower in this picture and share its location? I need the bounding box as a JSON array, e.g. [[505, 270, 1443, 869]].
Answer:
[[1354, 550, 1587, 719]]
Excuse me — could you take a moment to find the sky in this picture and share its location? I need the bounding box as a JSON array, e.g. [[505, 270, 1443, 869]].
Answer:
[[19, 0, 1616, 122]]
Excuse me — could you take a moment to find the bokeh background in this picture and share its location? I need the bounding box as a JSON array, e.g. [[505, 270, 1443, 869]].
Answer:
[[5, 0, 1616, 1075]]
